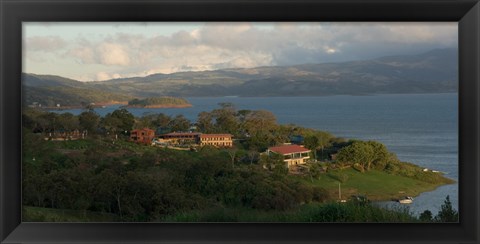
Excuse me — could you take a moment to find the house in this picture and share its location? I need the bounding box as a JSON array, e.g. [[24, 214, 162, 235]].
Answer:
[[267, 144, 311, 168], [160, 132, 201, 145], [45, 129, 85, 141], [198, 134, 233, 147], [130, 128, 155, 144], [158, 132, 233, 148]]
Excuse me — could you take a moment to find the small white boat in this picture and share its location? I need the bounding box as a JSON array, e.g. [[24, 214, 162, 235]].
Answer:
[[398, 196, 414, 204]]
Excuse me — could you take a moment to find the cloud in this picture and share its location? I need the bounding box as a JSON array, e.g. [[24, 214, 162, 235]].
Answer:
[[25, 22, 457, 81], [98, 43, 131, 66], [24, 36, 67, 52], [69, 41, 131, 66], [96, 71, 122, 81]]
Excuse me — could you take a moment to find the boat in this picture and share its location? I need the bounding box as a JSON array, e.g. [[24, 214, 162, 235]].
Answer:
[[398, 196, 414, 204]]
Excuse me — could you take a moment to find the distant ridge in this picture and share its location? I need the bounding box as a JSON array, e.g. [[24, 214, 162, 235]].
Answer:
[[23, 48, 458, 106]]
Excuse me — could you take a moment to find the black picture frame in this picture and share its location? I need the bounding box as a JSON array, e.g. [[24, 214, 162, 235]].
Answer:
[[1, 0, 479, 243]]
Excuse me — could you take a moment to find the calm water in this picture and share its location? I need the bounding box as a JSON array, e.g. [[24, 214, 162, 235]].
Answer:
[[53, 93, 458, 215]]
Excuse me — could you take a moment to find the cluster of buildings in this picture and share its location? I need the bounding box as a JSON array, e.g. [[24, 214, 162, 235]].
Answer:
[[130, 128, 312, 169], [45, 129, 87, 141], [130, 129, 233, 148]]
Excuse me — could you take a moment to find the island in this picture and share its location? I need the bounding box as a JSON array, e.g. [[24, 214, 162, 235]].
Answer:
[[125, 97, 192, 108]]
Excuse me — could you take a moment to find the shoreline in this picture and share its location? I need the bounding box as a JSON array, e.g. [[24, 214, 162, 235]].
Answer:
[[40, 101, 128, 110], [123, 104, 192, 109]]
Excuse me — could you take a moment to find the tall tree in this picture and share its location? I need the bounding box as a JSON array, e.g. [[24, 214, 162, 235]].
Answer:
[[335, 140, 390, 171], [435, 195, 458, 222], [102, 109, 135, 137], [79, 110, 100, 134], [304, 135, 320, 160], [169, 115, 190, 132], [212, 103, 239, 134], [57, 113, 79, 138], [197, 111, 214, 133]]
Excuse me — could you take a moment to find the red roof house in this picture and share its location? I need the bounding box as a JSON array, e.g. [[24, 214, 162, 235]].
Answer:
[[267, 144, 311, 167]]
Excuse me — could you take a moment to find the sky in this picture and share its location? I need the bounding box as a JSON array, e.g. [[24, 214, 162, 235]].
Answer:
[[23, 22, 457, 82]]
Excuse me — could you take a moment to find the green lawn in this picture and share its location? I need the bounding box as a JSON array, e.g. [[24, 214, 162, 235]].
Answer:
[[301, 168, 444, 201]]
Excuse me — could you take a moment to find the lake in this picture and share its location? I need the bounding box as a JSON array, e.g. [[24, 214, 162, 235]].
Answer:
[[53, 93, 458, 216]]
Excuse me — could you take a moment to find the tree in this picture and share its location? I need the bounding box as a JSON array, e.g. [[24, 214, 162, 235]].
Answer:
[[242, 110, 279, 146], [95, 169, 128, 219], [169, 115, 190, 132], [259, 153, 286, 174], [102, 115, 122, 138], [102, 109, 135, 137], [335, 140, 390, 171], [247, 150, 259, 164], [37, 112, 58, 133], [56, 113, 79, 139], [135, 114, 156, 129], [366, 141, 390, 170], [79, 111, 100, 134], [243, 110, 277, 135], [196, 111, 214, 133], [315, 131, 333, 159], [151, 113, 172, 133], [212, 103, 239, 134], [435, 195, 458, 222], [226, 148, 238, 168], [304, 135, 320, 160], [308, 163, 322, 182], [419, 210, 433, 222]]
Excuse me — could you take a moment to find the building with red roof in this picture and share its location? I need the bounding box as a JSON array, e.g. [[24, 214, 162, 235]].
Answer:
[[130, 128, 155, 144], [161, 132, 200, 143], [267, 144, 311, 167]]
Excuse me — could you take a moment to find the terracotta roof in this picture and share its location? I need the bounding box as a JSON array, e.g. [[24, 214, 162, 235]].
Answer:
[[268, 145, 310, 155], [199, 134, 233, 138]]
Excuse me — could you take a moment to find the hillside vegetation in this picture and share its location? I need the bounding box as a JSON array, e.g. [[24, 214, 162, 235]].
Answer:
[[21, 104, 457, 222], [127, 97, 192, 108], [23, 48, 458, 106]]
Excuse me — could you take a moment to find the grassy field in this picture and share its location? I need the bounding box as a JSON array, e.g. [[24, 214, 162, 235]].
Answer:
[[300, 168, 447, 201], [23, 206, 119, 222]]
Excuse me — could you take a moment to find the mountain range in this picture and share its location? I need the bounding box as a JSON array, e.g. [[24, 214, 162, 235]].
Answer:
[[23, 48, 458, 107]]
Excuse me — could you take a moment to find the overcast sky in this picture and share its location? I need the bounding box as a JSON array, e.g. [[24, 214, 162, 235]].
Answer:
[[23, 22, 457, 82]]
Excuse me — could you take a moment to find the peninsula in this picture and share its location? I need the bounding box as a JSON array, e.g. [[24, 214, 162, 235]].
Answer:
[[125, 97, 192, 108]]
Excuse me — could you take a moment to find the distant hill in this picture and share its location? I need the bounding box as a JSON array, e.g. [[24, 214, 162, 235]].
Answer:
[[23, 48, 458, 106], [23, 72, 139, 107]]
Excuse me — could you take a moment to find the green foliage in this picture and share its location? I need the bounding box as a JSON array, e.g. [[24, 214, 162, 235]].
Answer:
[[419, 210, 433, 222], [128, 97, 191, 107], [303, 131, 332, 160], [162, 202, 417, 223], [79, 111, 100, 133], [384, 161, 454, 185], [102, 109, 135, 134], [435, 195, 458, 222], [211, 103, 240, 135], [21, 106, 456, 223], [23, 206, 119, 222], [336, 141, 391, 171], [168, 115, 191, 132], [25, 86, 134, 107]]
